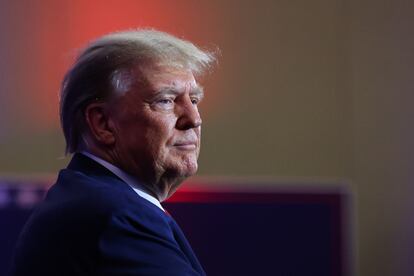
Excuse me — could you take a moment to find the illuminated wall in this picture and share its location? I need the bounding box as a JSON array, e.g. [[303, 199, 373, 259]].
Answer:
[[1, 0, 413, 275], [349, 0, 414, 275]]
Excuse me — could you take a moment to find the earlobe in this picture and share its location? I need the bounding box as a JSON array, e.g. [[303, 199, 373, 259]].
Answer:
[[84, 103, 116, 145]]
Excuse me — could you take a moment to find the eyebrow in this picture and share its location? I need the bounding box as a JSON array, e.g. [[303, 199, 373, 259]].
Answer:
[[154, 85, 204, 98]]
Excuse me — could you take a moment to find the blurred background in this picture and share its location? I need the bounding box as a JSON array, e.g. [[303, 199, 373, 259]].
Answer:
[[0, 0, 413, 275]]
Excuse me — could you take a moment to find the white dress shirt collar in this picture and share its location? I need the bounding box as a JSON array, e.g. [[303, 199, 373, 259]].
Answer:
[[80, 151, 165, 211]]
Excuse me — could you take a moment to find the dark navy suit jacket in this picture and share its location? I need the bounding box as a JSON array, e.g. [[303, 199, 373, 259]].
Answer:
[[10, 153, 205, 276]]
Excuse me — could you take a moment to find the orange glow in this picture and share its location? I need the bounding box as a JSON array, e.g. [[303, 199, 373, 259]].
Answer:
[[19, 0, 211, 130]]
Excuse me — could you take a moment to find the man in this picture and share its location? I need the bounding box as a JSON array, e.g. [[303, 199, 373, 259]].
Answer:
[[11, 29, 216, 275]]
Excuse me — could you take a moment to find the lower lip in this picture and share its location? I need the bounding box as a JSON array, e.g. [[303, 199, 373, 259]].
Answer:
[[173, 144, 197, 150]]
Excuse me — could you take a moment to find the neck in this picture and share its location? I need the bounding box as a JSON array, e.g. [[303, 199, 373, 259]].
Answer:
[[83, 145, 185, 202]]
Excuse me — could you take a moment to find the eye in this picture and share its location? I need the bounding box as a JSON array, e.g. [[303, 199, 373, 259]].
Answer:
[[191, 97, 201, 105], [152, 97, 175, 110], [157, 98, 174, 105]]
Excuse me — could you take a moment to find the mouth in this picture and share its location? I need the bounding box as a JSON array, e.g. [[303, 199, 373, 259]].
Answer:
[[172, 141, 197, 151]]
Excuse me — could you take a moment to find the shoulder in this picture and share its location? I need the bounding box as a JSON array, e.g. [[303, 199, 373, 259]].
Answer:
[[11, 167, 173, 275], [17, 166, 170, 248], [45, 167, 165, 222]]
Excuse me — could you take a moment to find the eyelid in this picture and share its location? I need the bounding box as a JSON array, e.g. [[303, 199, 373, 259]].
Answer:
[[157, 98, 174, 103], [153, 94, 175, 102], [150, 88, 204, 107], [148, 96, 175, 111]]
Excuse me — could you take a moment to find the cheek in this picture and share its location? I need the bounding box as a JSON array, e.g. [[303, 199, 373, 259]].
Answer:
[[144, 117, 177, 149]]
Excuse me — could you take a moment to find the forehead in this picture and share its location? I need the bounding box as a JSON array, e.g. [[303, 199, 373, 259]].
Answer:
[[141, 66, 199, 92]]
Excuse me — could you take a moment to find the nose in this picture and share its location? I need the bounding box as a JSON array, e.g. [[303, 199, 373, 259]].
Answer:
[[176, 97, 202, 130]]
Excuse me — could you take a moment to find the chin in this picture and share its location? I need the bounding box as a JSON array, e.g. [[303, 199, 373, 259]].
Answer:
[[170, 153, 199, 176], [182, 160, 198, 176], [159, 163, 197, 202], [172, 165, 197, 179]]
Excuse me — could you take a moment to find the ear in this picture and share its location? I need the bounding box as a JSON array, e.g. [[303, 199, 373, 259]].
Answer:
[[84, 103, 116, 146]]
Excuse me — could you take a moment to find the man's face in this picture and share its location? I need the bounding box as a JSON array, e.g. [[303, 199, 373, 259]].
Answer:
[[108, 66, 203, 200]]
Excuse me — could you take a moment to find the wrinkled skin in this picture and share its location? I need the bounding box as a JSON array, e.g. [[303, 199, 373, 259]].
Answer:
[[104, 66, 204, 201]]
